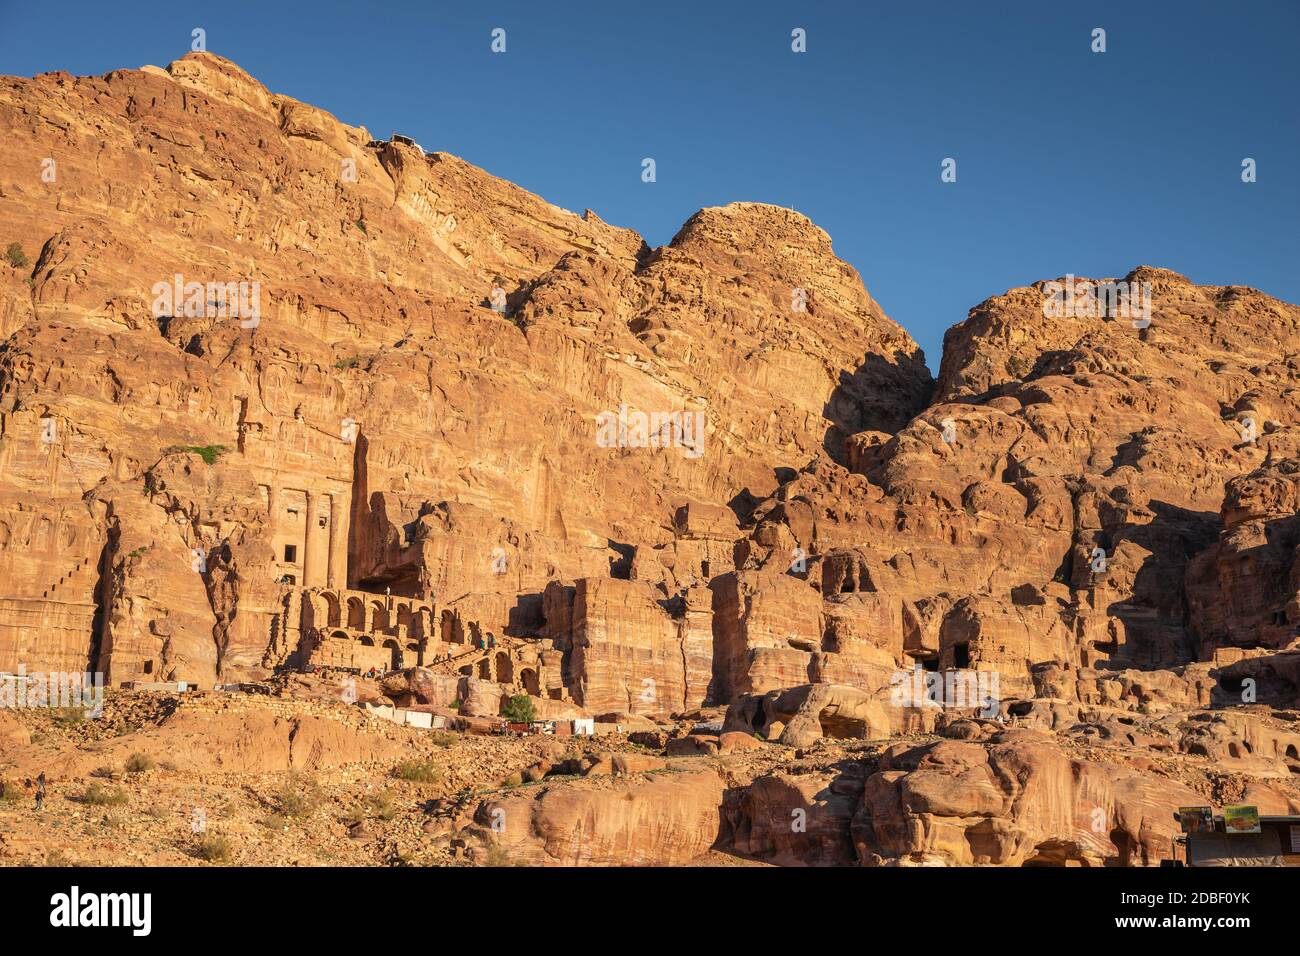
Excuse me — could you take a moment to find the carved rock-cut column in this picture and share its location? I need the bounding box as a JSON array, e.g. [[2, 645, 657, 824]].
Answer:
[[328, 491, 348, 588], [304, 490, 321, 587]]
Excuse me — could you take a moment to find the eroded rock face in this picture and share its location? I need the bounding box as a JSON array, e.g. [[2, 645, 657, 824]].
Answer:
[[724, 768, 862, 866], [881, 726, 1292, 866], [725, 267, 1300, 705], [6, 55, 1296, 709], [724, 682, 934, 749], [1188, 460, 1300, 660], [467, 769, 726, 866], [549, 577, 713, 714], [0, 53, 929, 700]]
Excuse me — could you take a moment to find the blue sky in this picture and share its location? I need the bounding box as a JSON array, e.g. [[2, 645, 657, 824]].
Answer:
[[2, 0, 1296, 371]]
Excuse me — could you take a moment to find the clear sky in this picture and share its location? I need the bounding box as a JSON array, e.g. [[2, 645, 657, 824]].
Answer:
[[1, 0, 1296, 371]]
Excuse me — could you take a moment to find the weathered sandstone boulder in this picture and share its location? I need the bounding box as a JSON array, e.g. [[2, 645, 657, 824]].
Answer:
[[467, 769, 725, 865], [855, 729, 1204, 866]]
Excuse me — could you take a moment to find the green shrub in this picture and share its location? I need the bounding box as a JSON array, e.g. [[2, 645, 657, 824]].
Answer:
[[165, 444, 227, 465], [4, 242, 27, 269], [343, 790, 398, 824], [501, 694, 536, 723], [0, 780, 24, 803], [81, 784, 128, 806], [274, 772, 321, 819], [484, 842, 517, 867], [125, 752, 155, 774], [368, 790, 398, 821], [333, 356, 361, 369], [392, 758, 440, 783], [50, 707, 85, 727], [195, 835, 233, 863], [428, 731, 456, 748]]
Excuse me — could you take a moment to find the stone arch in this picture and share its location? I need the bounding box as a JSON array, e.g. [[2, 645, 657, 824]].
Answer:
[[817, 707, 868, 740], [370, 601, 389, 632], [330, 629, 349, 641], [301, 593, 324, 631], [396, 602, 413, 631], [441, 609, 460, 644], [383, 638, 401, 671], [413, 606, 432, 640], [322, 591, 342, 627], [346, 596, 365, 629], [494, 651, 514, 684], [477, 658, 492, 680], [359, 635, 375, 647], [520, 668, 540, 696]]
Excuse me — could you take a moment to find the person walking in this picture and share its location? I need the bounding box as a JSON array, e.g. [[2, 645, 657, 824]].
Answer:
[[34, 772, 46, 811]]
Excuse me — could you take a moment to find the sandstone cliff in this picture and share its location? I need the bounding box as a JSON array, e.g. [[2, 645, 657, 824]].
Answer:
[[0, 54, 930, 693]]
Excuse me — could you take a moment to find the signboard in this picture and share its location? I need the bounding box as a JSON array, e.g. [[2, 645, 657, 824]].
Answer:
[[1290, 825, 1300, 853], [1223, 805, 1261, 834], [1178, 806, 1213, 834]]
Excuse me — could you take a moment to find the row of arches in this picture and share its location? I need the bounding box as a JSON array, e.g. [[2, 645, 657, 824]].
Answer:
[[303, 589, 544, 693], [453, 652, 539, 693], [326, 629, 414, 670], [318, 630, 542, 693], [302, 592, 509, 648], [306, 590, 433, 639]]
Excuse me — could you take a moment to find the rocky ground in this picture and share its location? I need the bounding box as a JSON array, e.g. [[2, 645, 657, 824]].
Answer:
[[0, 686, 660, 866], [2, 681, 1296, 867]]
